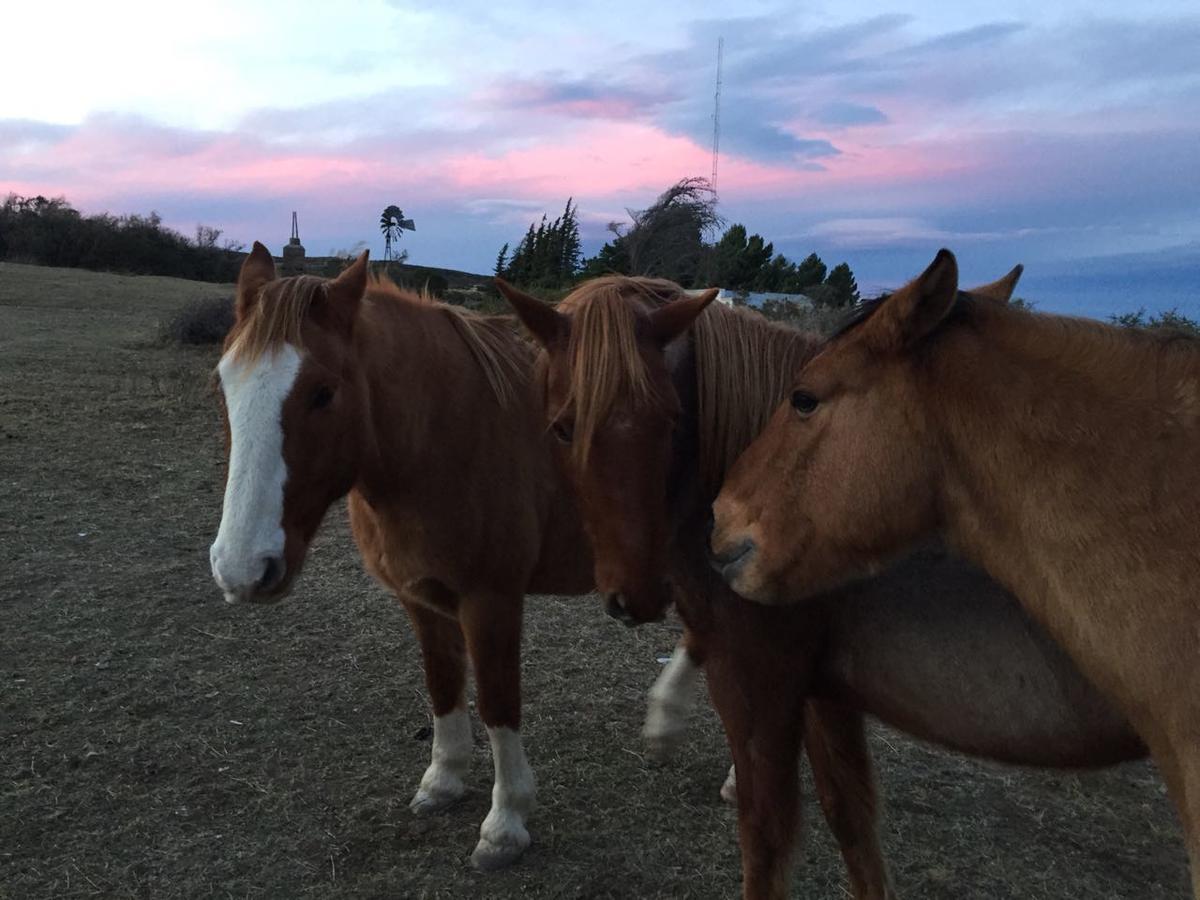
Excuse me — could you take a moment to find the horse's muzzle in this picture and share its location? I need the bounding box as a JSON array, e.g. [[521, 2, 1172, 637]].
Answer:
[[708, 536, 757, 584]]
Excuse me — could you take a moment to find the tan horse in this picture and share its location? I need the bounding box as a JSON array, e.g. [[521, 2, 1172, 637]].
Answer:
[[208, 243, 596, 870], [712, 249, 1200, 893], [498, 274, 1143, 900]]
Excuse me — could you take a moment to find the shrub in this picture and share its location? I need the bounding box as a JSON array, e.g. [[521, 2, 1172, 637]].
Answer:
[[160, 296, 234, 345], [420, 273, 449, 297], [1110, 307, 1200, 336]]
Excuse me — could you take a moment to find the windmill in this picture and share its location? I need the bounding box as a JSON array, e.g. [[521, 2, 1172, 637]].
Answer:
[[379, 205, 416, 262]]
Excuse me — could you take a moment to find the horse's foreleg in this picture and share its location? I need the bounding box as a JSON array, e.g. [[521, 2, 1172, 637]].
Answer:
[[707, 650, 806, 900], [805, 701, 896, 900], [459, 592, 535, 872], [644, 630, 705, 761], [1154, 740, 1200, 898], [402, 598, 472, 814]]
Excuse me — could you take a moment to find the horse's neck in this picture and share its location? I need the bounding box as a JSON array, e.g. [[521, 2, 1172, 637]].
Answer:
[[931, 309, 1200, 613], [353, 300, 539, 493]]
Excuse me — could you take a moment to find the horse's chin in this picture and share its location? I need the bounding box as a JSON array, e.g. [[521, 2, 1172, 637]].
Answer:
[[726, 575, 771, 604], [724, 558, 784, 605]]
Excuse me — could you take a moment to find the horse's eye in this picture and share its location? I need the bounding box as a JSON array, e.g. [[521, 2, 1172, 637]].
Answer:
[[551, 420, 574, 444], [310, 385, 335, 411], [791, 390, 819, 416]]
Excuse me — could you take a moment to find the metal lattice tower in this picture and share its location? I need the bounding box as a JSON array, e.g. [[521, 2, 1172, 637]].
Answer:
[[711, 37, 723, 194]]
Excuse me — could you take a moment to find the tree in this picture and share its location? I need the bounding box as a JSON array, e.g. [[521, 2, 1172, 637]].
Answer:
[[709, 224, 748, 286], [494, 243, 509, 279], [794, 253, 827, 290], [194, 225, 222, 248], [580, 221, 632, 278], [497, 198, 584, 288], [379, 204, 415, 262], [0, 193, 244, 282], [585, 177, 721, 287], [823, 262, 859, 308], [557, 198, 583, 280], [709, 224, 776, 289]]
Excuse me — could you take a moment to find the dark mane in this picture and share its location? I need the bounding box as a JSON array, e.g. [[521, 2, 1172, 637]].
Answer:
[[825, 290, 976, 346]]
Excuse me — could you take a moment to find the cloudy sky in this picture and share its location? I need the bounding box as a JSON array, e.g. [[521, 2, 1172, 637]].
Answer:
[[2, 0, 1197, 314]]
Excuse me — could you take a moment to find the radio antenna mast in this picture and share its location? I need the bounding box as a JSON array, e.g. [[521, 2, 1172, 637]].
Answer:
[[711, 36, 724, 195]]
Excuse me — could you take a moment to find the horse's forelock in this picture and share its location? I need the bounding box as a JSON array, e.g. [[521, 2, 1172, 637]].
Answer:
[[226, 275, 328, 366], [557, 277, 681, 468]]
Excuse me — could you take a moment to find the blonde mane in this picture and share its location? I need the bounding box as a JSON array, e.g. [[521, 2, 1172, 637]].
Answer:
[[367, 274, 530, 409], [226, 275, 325, 365], [556, 276, 822, 486], [692, 303, 821, 491], [556, 276, 679, 465], [225, 272, 527, 408]]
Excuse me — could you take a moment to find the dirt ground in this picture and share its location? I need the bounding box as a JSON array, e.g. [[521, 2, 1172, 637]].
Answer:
[[0, 261, 1189, 898]]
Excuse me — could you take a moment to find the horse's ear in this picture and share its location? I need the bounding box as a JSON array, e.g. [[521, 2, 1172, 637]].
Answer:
[[321, 250, 369, 334], [496, 278, 567, 348], [869, 249, 959, 349], [965, 264, 1023, 303], [235, 241, 276, 321], [646, 288, 720, 345], [329, 250, 370, 306]]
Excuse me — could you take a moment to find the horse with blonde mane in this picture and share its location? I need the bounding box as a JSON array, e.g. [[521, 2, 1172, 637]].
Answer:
[[712, 249, 1200, 893], [208, 243, 601, 870], [499, 272, 1144, 900]]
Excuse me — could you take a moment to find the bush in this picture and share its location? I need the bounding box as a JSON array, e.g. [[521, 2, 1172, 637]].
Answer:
[[755, 297, 847, 337], [1, 194, 244, 282], [419, 273, 449, 297], [1110, 307, 1200, 336], [160, 296, 234, 345]]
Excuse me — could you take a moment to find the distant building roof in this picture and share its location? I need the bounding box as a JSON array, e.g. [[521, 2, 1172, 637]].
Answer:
[[686, 288, 814, 308]]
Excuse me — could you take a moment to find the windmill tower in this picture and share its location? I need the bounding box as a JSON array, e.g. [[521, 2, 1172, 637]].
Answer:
[[711, 37, 723, 195], [281, 211, 306, 276]]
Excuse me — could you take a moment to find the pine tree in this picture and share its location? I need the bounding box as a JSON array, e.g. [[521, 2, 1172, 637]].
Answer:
[[558, 198, 582, 283], [497, 199, 584, 288], [824, 262, 860, 307], [794, 253, 827, 291], [494, 243, 509, 279]]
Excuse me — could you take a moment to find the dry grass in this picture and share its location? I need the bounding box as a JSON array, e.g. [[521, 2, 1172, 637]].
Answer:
[[0, 261, 1188, 898]]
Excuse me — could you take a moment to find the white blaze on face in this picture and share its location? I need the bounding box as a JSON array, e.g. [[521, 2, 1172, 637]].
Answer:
[[210, 344, 302, 602]]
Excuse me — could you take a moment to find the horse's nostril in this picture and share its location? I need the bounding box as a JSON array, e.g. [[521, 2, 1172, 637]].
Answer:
[[258, 556, 285, 593]]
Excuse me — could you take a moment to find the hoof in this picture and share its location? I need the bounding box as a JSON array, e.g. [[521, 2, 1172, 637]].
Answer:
[[409, 785, 465, 815], [470, 833, 529, 871], [719, 766, 737, 805], [642, 706, 688, 763], [643, 728, 686, 764]]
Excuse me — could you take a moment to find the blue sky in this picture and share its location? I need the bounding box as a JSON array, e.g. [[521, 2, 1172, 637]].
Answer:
[[1, 0, 1197, 315]]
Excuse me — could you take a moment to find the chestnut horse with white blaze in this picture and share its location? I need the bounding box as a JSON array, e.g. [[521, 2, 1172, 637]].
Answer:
[[208, 243, 601, 870], [498, 273, 1144, 900], [712, 249, 1200, 893]]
